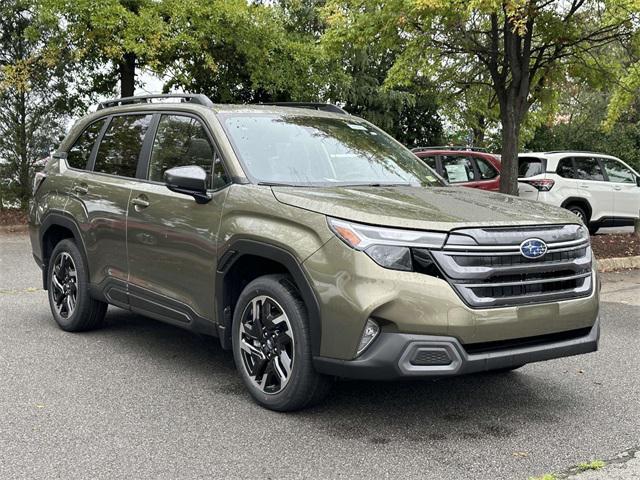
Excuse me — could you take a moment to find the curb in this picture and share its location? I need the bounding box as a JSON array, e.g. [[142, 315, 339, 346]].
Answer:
[[0, 224, 28, 234], [597, 256, 640, 272]]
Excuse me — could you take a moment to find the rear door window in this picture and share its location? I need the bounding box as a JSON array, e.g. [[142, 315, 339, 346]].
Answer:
[[556, 158, 575, 178], [67, 119, 106, 170], [574, 157, 605, 181], [441, 156, 477, 183], [148, 114, 230, 189], [518, 157, 545, 178], [94, 115, 153, 178], [601, 158, 636, 184], [475, 158, 498, 180]]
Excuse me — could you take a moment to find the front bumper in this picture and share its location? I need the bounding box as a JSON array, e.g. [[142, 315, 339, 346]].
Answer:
[[313, 319, 599, 380]]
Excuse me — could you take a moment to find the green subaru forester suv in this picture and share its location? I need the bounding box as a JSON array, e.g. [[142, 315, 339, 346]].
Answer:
[[29, 94, 599, 411]]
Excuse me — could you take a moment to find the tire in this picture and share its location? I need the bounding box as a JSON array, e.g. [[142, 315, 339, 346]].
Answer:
[[47, 239, 107, 332], [565, 204, 598, 234], [566, 204, 588, 224], [232, 274, 331, 411]]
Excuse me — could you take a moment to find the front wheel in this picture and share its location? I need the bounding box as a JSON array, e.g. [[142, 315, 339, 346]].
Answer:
[[232, 274, 331, 411]]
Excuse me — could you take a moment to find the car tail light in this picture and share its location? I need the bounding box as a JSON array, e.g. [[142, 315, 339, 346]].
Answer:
[[520, 179, 554, 191], [32, 171, 47, 195]]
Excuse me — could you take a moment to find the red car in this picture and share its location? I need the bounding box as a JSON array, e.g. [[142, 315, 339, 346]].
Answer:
[[412, 147, 502, 191]]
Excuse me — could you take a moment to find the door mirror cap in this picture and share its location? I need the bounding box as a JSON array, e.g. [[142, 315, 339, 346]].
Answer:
[[164, 165, 212, 204]]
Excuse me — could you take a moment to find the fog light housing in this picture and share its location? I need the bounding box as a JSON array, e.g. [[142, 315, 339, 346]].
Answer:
[[356, 319, 380, 356]]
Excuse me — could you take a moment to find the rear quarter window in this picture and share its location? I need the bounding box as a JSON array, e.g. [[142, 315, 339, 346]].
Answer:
[[66, 119, 106, 170], [556, 157, 575, 178], [518, 157, 545, 178]]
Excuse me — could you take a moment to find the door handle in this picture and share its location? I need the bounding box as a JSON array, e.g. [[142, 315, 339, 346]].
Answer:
[[579, 184, 589, 188], [72, 185, 88, 195], [131, 197, 150, 208], [613, 186, 622, 191]]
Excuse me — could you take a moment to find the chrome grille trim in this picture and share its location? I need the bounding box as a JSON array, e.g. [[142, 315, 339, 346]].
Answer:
[[429, 225, 593, 308], [442, 238, 589, 252]]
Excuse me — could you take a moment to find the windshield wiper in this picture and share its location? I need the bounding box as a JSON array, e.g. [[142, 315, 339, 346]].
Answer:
[[257, 181, 301, 187], [343, 182, 414, 187]]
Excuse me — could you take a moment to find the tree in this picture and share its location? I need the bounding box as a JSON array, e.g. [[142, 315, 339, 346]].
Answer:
[[41, 0, 166, 98], [275, 0, 444, 145], [0, 0, 77, 208], [324, 0, 636, 194]]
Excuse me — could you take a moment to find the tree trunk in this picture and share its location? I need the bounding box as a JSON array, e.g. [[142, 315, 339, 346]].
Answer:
[[499, 109, 520, 196], [472, 115, 486, 147], [119, 52, 136, 98], [635, 216, 640, 237], [17, 91, 30, 209]]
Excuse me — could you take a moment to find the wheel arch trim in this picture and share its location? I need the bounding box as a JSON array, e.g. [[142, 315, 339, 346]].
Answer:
[[561, 197, 593, 221], [215, 239, 322, 355], [39, 211, 89, 290]]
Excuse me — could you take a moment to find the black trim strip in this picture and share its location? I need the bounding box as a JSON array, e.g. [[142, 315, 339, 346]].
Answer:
[[215, 239, 322, 354]]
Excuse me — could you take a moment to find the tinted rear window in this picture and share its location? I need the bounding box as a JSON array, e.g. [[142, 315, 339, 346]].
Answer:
[[94, 115, 153, 178], [518, 157, 545, 178]]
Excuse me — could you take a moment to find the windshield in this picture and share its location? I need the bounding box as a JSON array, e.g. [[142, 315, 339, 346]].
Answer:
[[220, 114, 443, 187]]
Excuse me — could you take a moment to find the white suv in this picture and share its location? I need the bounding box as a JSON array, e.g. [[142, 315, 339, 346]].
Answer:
[[518, 151, 640, 234]]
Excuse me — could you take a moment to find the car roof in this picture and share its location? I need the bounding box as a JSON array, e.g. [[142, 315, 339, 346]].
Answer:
[[518, 151, 621, 161], [415, 149, 499, 159]]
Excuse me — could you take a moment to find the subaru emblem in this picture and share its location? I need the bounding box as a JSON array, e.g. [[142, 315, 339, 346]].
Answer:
[[520, 238, 547, 259]]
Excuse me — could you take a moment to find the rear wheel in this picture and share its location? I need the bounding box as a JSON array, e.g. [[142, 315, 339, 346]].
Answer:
[[47, 239, 107, 332], [565, 204, 598, 234], [567, 204, 587, 223], [232, 274, 331, 411]]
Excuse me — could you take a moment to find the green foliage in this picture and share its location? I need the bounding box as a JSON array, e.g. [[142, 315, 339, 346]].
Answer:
[[0, 0, 78, 207], [323, 0, 637, 194], [527, 475, 557, 480], [577, 460, 606, 471], [527, 89, 640, 172]]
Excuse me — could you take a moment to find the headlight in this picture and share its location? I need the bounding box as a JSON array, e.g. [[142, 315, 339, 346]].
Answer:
[[365, 245, 413, 271], [327, 217, 447, 272]]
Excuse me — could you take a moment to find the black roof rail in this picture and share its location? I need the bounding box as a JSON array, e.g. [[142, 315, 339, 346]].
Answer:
[[260, 102, 348, 115], [97, 93, 214, 110], [411, 146, 489, 153]]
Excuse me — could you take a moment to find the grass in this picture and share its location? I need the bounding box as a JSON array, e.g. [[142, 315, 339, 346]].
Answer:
[[577, 460, 605, 472], [528, 459, 606, 480]]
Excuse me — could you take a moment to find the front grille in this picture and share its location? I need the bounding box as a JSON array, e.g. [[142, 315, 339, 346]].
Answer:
[[426, 224, 593, 308]]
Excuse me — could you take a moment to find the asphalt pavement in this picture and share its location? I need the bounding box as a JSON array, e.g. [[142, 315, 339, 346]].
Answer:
[[0, 232, 638, 480]]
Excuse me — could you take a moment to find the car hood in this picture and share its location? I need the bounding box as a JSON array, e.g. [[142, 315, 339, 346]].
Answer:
[[271, 185, 579, 231]]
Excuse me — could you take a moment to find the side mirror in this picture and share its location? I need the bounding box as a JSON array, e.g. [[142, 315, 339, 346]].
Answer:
[[52, 151, 67, 160], [636, 176, 640, 187], [164, 165, 211, 204]]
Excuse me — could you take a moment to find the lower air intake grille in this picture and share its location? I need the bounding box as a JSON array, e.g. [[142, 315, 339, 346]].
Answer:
[[411, 349, 452, 366]]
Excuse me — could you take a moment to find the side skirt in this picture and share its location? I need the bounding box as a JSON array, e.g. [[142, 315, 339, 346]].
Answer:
[[89, 279, 218, 337]]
